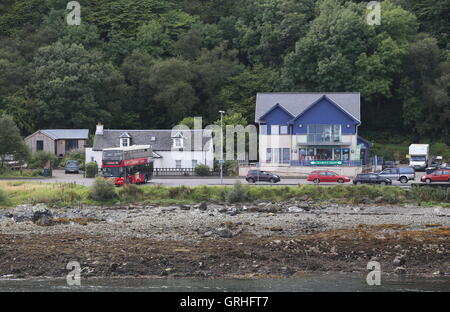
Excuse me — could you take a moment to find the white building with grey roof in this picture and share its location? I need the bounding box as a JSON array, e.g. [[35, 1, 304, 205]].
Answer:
[[86, 123, 214, 169]]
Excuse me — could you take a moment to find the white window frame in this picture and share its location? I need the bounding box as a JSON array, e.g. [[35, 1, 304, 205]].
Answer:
[[175, 160, 182, 168], [280, 125, 288, 134], [260, 125, 267, 135], [192, 160, 198, 168], [120, 138, 130, 147], [271, 125, 279, 135], [173, 138, 183, 148]]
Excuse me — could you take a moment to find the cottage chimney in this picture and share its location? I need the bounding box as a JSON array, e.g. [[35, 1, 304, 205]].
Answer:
[[96, 122, 104, 135]]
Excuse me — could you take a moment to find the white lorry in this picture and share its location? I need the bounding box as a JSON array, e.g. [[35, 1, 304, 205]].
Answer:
[[409, 144, 429, 171]]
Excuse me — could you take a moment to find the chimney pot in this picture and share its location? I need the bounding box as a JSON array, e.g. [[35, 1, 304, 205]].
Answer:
[[96, 122, 104, 135]]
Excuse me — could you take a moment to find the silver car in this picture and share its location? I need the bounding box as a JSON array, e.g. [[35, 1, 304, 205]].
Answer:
[[377, 167, 415, 183]]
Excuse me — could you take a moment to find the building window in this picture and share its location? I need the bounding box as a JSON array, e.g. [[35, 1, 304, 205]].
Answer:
[[120, 138, 129, 147], [173, 138, 183, 148], [342, 148, 350, 161], [36, 140, 44, 151], [307, 124, 341, 143], [270, 125, 279, 135], [175, 160, 182, 168], [280, 125, 288, 134], [266, 148, 272, 162], [192, 160, 198, 168], [260, 125, 267, 134], [65, 139, 79, 151], [316, 148, 333, 160], [266, 148, 290, 164]]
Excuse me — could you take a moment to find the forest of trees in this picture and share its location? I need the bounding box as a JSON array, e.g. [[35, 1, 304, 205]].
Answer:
[[0, 0, 448, 143]]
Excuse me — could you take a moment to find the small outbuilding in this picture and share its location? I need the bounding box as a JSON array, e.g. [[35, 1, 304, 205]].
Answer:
[[25, 129, 89, 157]]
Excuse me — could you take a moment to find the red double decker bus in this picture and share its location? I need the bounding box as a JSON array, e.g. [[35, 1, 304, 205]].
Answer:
[[102, 145, 153, 186]]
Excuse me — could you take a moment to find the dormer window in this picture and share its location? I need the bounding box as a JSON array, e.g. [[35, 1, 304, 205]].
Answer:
[[173, 138, 183, 148], [119, 132, 131, 147], [171, 131, 184, 149]]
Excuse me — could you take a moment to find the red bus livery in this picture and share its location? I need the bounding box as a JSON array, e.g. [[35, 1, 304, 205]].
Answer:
[[102, 145, 153, 186]]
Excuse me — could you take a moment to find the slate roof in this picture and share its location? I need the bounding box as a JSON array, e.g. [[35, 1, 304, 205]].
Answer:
[[29, 129, 90, 140], [93, 129, 212, 152], [255, 92, 360, 123]]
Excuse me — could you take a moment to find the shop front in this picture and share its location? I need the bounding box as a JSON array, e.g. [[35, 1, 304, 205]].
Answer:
[[298, 146, 351, 161]]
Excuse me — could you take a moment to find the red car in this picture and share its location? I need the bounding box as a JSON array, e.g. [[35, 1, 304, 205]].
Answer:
[[420, 169, 450, 184], [307, 170, 351, 184]]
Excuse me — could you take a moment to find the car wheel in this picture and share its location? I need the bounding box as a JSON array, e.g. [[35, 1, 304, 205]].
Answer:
[[269, 178, 276, 183], [248, 178, 255, 183], [356, 181, 362, 185], [313, 178, 320, 184], [380, 181, 387, 185], [337, 178, 344, 183], [400, 176, 408, 184], [425, 178, 432, 184]]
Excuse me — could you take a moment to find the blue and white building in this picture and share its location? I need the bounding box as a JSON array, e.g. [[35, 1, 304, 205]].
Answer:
[[254, 93, 370, 176]]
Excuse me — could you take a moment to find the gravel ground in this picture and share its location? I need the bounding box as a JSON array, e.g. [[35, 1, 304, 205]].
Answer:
[[1, 202, 449, 240], [1, 201, 449, 278]]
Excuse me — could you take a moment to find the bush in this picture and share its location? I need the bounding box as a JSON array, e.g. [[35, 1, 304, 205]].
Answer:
[[0, 188, 9, 206], [226, 181, 251, 203], [410, 186, 450, 204], [118, 184, 144, 201], [168, 185, 192, 199], [85, 162, 98, 178], [29, 151, 58, 169], [88, 178, 117, 202], [430, 143, 450, 161], [31, 169, 43, 176], [195, 164, 210, 176]]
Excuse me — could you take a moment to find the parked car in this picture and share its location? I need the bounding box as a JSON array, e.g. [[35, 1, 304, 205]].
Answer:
[[381, 160, 396, 170], [420, 169, 450, 184], [377, 167, 415, 184], [246, 170, 280, 183], [65, 160, 80, 174], [307, 170, 350, 184], [425, 165, 450, 175], [353, 173, 392, 185]]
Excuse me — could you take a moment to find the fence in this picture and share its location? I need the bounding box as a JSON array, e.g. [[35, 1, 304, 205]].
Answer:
[[153, 168, 219, 177]]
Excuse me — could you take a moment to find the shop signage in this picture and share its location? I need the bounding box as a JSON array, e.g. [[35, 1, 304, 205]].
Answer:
[[310, 160, 342, 165]]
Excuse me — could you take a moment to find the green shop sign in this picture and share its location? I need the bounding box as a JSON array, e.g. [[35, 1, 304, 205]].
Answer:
[[310, 160, 342, 165]]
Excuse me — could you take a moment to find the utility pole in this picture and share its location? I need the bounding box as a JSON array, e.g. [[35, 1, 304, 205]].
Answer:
[[219, 110, 225, 184]]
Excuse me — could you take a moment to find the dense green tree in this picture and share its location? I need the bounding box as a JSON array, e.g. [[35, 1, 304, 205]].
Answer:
[[234, 0, 317, 66], [190, 45, 241, 122], [0, 114, 30, 167], [146, 58, 198, 127], [26, 42, 128, 129], [0, 0, 448, 145], [400, 34, 450, 140], [220, 65, 279, 123]]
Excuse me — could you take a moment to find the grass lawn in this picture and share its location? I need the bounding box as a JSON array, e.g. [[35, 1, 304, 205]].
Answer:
[[0, 180, 449, 208]]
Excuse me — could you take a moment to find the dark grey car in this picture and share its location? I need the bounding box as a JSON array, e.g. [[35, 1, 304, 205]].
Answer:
[[378, 167, 415, 183], [246, 170, 280, 183], [65, 160, 79, 174], [353, 174, 392, 185]]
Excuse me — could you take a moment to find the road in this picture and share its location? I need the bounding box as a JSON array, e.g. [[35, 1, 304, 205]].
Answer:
[[1, 169, 430, 188]]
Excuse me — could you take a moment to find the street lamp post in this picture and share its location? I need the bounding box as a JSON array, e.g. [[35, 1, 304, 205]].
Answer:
[[219, 110, 225, 184]]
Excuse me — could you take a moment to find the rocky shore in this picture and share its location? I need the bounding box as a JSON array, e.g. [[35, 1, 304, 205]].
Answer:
[[0, 201, 449, 279]]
